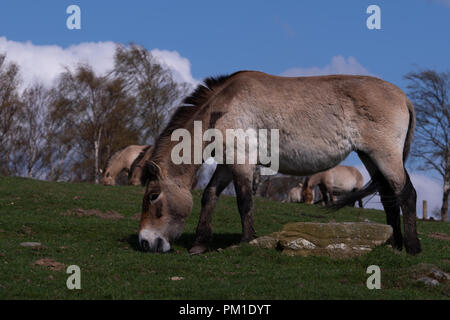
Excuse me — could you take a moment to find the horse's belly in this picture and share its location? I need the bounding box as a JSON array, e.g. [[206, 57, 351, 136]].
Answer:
[[331, 181, 356, 194], [276, 138, 352, 176]]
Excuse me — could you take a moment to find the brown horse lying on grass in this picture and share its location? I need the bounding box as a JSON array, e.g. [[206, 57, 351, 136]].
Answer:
[[302, 165, 364, 207], [137, 71, 421, 255]]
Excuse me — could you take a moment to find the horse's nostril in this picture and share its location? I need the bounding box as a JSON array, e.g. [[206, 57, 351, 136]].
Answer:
[[140, 239, 150, 252]]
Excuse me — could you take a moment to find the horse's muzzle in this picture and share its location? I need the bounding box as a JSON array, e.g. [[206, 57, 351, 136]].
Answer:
[[139, 229, 171, 253], [140, 237, 165, 253]]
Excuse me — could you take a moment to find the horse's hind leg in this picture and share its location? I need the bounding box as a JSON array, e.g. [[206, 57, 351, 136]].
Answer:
[[189, 165, 233, 254], [318, 184, 329, 206], [358, 198, 363, 208], [379, 190, 403, 250], [357, 152, 404, 251], [400, 171, 421, 254]]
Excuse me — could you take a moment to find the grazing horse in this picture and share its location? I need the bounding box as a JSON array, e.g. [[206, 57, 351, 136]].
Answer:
[[302, 165, 364, 207], [138, 71, 421, 255], [101, 145, 148, 186], [128, 146, 154, 186], [287, 183, 303, 203]]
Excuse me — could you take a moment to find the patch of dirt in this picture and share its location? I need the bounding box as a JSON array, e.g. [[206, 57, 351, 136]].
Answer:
[[131, 213, 141, 221], [428, 232, 450, 241], [34, 258, 66, 271], [21, 225, 33, 235], [62, 208, 123, 220]]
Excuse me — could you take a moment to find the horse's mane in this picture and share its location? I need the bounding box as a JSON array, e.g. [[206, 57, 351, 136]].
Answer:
[[149, 71, 246, 165], [130, 145, 152, 173]]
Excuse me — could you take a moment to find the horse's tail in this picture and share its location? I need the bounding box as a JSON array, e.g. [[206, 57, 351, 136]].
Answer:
[[329, 178, 379, 210], [403, 98, 416, 163], [329, 98, 416, 210]]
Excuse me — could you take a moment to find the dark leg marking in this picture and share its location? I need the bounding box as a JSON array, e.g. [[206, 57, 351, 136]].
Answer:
[[189, 165, 233, 254]]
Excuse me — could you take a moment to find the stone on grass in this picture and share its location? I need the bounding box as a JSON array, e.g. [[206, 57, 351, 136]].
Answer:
[[250, 222, 393, 258], [429, 268, 450, 282], [410, 263, 450, 285], [249, 236, 279, 249], [417, 277, 440, 286], [20, 242, 42, 248]]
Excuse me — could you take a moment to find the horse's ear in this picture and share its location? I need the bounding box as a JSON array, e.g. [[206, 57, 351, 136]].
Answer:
[[99, 168, 103, 174], [141, 161, 162, 186]]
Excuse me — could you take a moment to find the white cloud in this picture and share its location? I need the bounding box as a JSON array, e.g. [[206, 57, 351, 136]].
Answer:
[[354, 164, 443, 219], [151, 49, 199, 88], [0, 37, 199, 89], [281, 56, 370, 77], [427, 0, 450, 7]]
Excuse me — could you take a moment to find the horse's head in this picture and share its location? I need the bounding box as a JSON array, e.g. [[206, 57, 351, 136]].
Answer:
[[301, 182, 315, 204], [128, 166, 143, 186], [138, 161, 193, 253], [101, 170, 115, 186]]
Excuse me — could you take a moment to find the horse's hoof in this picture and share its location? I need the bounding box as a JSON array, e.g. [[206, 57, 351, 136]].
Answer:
[[404, 238, 422, 255], [188, 244, 208, 255]]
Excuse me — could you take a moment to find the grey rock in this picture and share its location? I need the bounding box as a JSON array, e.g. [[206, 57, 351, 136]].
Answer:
[[250, 222, 393, 258], [429, 268, 450, 282], [20, 242, 41, 248], [417, 277, 440, 286]]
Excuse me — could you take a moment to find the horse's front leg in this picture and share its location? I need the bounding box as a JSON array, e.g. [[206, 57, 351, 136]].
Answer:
[[231, 165, 256, 242], [318, 184, 329, 206], [189, 165, 233, 255]]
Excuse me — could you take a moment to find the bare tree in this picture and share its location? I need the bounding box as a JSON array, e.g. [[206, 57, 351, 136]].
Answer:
[[0, 54, 22, 176], [50, 64, 137, 183], [405, 69, 449, 222], [113, 43, 189, 142], [15, 83, 51, 178]]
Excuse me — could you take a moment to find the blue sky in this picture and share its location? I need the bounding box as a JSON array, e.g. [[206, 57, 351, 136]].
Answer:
[[0, 0, 449, 214], [1, 0, 449, 83]]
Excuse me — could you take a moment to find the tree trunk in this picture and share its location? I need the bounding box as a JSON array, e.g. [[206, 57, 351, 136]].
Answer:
[[441, 182, 449, 222], [94, 128, 103, 184], [94, 140, 99, 184]]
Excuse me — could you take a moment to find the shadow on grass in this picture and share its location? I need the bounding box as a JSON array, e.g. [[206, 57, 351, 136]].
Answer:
[[124, 232, 242, 253], [176, 233, 242, 252]]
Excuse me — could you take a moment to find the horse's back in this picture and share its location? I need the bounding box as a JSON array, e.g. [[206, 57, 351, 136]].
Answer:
[[327, 165, 364, 192]]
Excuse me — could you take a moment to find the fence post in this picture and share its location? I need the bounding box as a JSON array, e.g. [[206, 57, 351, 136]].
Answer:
[[423, 200, 427, 220]]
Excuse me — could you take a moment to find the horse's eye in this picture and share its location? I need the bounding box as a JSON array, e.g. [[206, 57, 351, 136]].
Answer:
[[149, 193, 160, 202], [151, 194, 159, 200]]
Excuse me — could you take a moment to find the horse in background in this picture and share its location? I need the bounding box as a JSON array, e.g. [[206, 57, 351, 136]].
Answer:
[[302, 165, 364, 207], [128, 145, 154, 186], [101, 145, 149, 186], [287, 183, 303, 203]]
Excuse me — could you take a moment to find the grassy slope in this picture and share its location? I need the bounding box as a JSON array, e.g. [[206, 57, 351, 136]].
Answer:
[[0, 175, 448, 300]]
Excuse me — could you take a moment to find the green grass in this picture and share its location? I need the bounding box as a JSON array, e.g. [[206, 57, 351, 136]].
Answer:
[[0, 175, 449, 299]]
